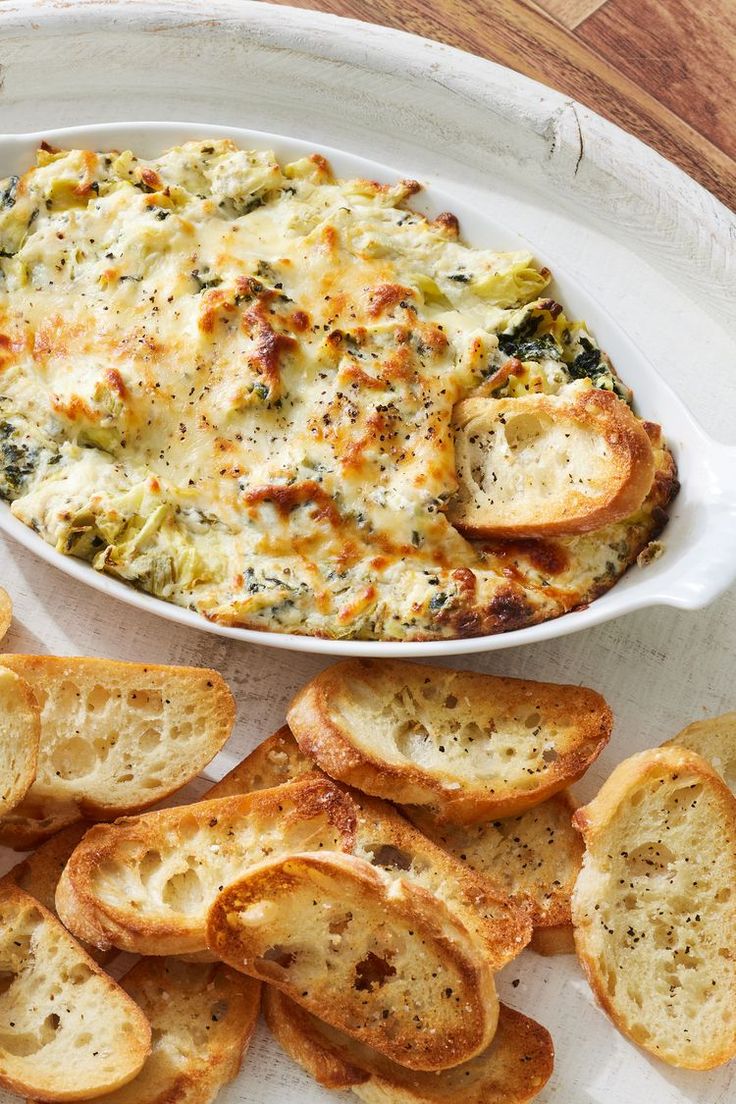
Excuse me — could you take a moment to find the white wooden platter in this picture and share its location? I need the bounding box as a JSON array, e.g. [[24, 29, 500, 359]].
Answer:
[[0, 2, 735, 1102]]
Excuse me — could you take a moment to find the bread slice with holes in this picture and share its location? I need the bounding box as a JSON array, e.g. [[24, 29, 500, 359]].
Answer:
[[572, 745, 736, 1069], [0, 665, 39, 819], [349, 790, 531, 971], [448, 386, 656, 538], [207, 851, 499, 1071], [663, 712, 736, 794], [288, 659, 611, 823], [408, 791, 581, 955], [56, 778, 359, 956], [0, 883, 151, 1101], [0, 588, 11, 642], [206, 725, 321, 798], [207, 729, 531, 969], [0, 655, 235, 849], [0, 823, 114, 965], [29, 958, 261, 1104], [57, 772, 531, 969], [264, 987, 554, 1103]]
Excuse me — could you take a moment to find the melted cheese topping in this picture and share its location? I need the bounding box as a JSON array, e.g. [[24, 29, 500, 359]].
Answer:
[[0, 141, 676, 639]]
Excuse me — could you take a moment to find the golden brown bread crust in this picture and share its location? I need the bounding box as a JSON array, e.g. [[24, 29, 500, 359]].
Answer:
[[571, 745, 730, 842], [207, 851, 499, 1072], [0, 806, 79, 851], [417, 425, 677, 642], [0, 654, 236, 848], [450, 388, 656, 539], [407, 790, 582, 947], [206, 730, 532, 971], [33, 959, 261, 1104], [0, 822, 114, 965], [662, 712, 736, 793], [572, 746, 736, 1069], [206, 725, 321, 798], [0, 588, 11, 641], [263, 988, 554, 1103], [0, 883, 151, 1101], [0, 666, 39, 819], [58, 745, 531, 969], [118, 961, 259, 1104], [288, 659, 612, 822], [264, 985, 369, 1090], [350, 790, 532, 971], [1, 822, 90, 910], [55, 779, 358, 956]]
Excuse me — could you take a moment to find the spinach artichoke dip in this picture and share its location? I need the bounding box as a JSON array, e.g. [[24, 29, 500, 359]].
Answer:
[[0, 141, 677, 640]]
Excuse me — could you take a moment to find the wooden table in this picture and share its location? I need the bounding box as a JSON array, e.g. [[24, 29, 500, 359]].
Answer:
[[265, 0, 736, 212]]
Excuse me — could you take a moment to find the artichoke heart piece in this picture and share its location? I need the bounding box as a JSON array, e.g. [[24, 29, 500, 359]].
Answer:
[[470, 257, 550, 307], [56, 495, 167, 561], [203, 588, 293, 624], [101, 547, 176, 598], [97, 528, 219, 599], [410, 272, 452, 307]]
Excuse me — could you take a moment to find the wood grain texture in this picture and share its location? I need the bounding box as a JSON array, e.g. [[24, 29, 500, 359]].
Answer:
[[532, 0, 606, 29], [262, 0, 735, 212], [579, 0, 736, 159]]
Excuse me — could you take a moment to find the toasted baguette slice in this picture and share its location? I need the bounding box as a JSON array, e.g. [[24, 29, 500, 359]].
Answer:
[[572, 746, 736, 1069], [264, 988, 554, 1103], [0, 666, 39, 817], [206, 725, 320, 798], [0, 802, 73, 847], [288, 659, 611, 822], [207, 851, 499, 1071], [57, 769, 530, 969], [408, 791, 581, 953], [663, 712, 736, 793], [448, 386, 655, 538], [0, 588, 10, 641], [208, 729, 532, 970], [0, 655, 235, 849], [350, 791, 531, 971], [0, 883, 151, 1101], [29, 958, 261, 1104], [0, 823, 114, 965], [56, 778, 358, 956]]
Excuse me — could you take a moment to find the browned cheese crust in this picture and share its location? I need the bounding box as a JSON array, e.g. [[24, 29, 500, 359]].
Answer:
[[0, 142, 678, 641]]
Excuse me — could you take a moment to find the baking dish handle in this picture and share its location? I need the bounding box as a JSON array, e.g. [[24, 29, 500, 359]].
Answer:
[[657, 439, 736, 611]]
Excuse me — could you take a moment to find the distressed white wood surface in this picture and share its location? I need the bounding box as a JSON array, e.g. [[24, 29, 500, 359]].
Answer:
[[1, 2, 735, 1101]]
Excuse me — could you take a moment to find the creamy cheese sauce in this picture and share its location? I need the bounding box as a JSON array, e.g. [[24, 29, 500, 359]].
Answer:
[[0, 141, 676, 639]]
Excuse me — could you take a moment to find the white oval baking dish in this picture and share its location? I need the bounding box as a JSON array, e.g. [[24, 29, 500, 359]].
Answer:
[[1, 120, 734, 657]]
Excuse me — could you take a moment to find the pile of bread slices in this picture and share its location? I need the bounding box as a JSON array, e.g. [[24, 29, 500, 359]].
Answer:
[[0, 583, 735, 1104]]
